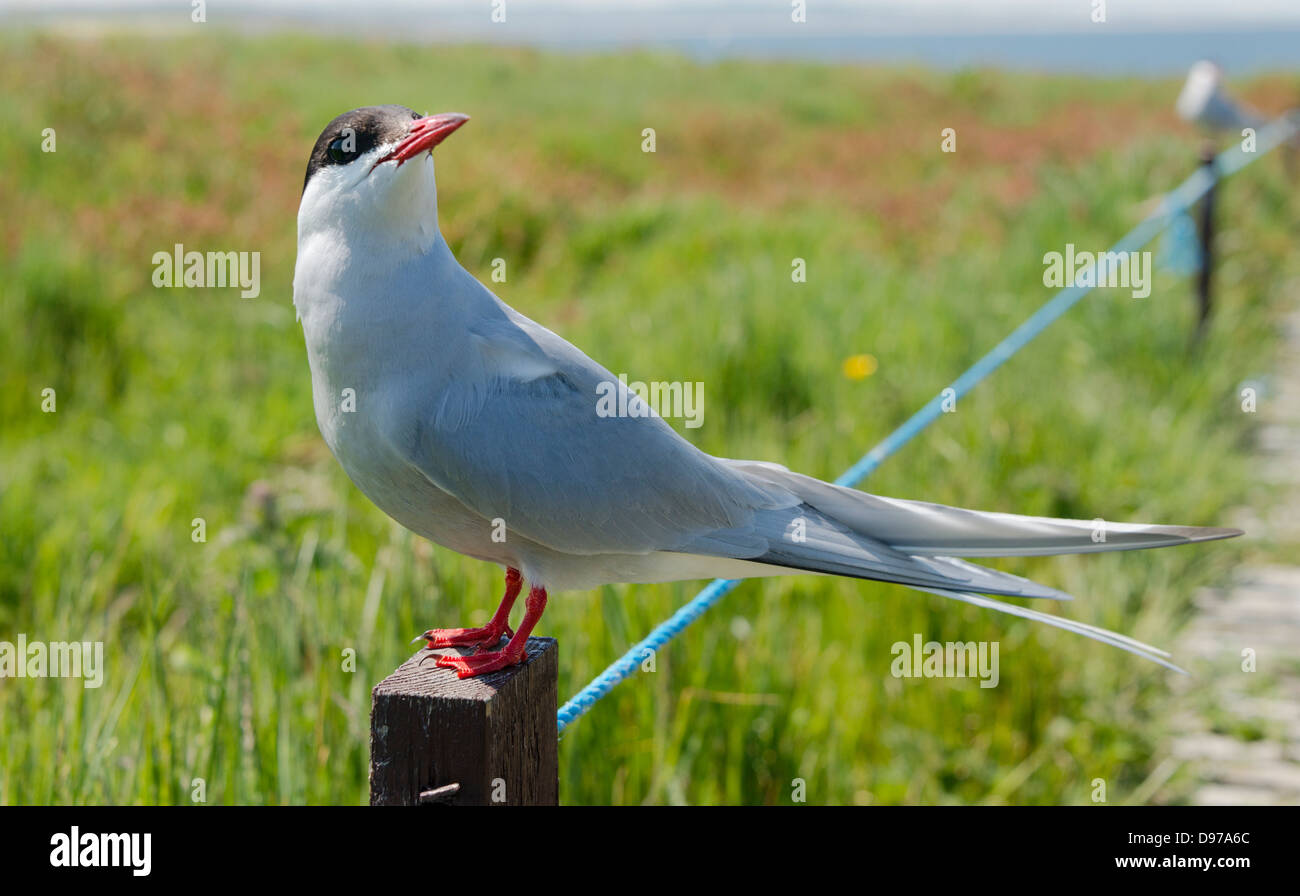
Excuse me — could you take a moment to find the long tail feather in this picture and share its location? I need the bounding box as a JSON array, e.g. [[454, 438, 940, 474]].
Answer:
[[729, 460, 1242, 557], [920, 587, 1184, 672]]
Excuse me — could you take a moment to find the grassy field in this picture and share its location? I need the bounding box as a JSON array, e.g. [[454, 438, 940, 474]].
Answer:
[[0, 31, 1296, 805]]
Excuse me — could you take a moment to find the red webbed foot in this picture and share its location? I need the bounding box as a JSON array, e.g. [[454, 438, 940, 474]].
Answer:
[[435, 646, 524, 678], [417, 567, 522, 650], [419, 623, 513, 650], [432, 583, 548, 680]]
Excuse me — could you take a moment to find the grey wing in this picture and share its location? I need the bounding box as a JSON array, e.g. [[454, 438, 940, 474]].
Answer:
[[379, 312, 798, 556]]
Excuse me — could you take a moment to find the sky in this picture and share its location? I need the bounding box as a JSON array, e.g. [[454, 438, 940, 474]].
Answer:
[[5, 1, 1298, 74], [6, 0, 1300, 33]]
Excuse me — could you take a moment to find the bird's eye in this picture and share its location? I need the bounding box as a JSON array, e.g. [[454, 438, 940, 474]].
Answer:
[[327, 137, 354, 164]]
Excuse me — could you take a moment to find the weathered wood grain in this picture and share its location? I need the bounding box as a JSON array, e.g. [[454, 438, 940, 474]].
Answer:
[[369, 637, 558, 806]]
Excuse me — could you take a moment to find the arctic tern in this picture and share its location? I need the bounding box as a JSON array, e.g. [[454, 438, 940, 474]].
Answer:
[[1176, 60, 1264, 135], [293, 105, 1239, 678]]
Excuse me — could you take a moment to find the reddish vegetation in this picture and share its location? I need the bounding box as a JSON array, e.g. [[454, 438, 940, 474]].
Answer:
[[10, 37, 1296, 262], [658, 88, 1189, 230]]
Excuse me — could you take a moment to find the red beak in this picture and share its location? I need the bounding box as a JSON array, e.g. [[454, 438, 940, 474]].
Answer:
[[372, 113, 469, 171]]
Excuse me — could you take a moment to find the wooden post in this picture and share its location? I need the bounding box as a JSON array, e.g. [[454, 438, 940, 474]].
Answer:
[[1195, 143, 1218, 342], [369, 637, 558, 806]]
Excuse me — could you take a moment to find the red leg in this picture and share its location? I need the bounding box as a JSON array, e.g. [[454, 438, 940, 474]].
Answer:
[[436, 584, 547, 678], [420, 568, 521, 649]]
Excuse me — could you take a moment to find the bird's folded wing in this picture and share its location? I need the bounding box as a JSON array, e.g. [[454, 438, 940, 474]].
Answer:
[[380, 313, 799, 555]]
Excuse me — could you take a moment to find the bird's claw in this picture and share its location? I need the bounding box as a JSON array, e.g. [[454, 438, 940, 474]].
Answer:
[[416, 624, 509, 650], [435, 648, 524, 679]]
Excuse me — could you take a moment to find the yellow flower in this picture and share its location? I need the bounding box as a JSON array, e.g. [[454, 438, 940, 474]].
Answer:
[[842, 353, 878, 381]]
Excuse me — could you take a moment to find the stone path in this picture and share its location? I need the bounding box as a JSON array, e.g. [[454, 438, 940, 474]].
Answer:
[[1166, 309, 1300, 805]]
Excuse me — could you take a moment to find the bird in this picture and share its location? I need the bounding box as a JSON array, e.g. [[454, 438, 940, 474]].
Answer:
[[1176, 60, 1264, 136], [293, 105, 1241, 679]]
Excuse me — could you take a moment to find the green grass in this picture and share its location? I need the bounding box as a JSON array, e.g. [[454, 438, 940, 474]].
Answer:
[[1, 31, 1296, 805]]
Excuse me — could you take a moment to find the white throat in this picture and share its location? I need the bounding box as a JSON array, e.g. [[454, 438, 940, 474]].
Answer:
[[294, 151, 442, 309]]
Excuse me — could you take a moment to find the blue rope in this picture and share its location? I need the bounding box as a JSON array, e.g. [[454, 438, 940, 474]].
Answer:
[[556, 117, 1297, 734]]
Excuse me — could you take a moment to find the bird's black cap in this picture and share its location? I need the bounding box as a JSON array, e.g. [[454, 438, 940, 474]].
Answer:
[[303, 105, 422, 193]]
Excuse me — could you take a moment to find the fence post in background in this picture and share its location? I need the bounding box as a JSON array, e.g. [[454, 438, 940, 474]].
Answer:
[[1195, 144, 1218, 342], [369, 638, 559, 806]]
